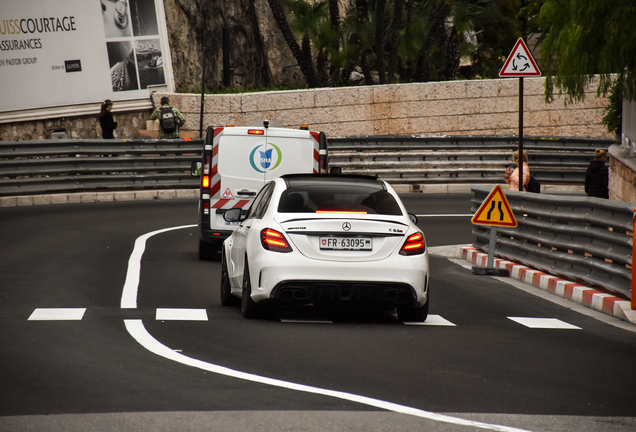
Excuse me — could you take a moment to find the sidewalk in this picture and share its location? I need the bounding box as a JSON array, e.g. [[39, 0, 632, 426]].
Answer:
[[431, 244, 636, 326]]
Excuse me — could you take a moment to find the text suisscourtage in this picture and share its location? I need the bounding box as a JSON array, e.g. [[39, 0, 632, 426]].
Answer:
[[0, 17, 77, 35]]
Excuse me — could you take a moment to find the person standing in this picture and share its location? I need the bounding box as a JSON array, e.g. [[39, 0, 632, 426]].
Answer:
[[150, 96, 186, 139], [98, 99, 117, 139], [585, 149, 609, 199], [504, 150, 530, 191]]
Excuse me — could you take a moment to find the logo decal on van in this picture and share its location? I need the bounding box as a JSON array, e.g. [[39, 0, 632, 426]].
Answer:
[[249, 143, 283, 173]]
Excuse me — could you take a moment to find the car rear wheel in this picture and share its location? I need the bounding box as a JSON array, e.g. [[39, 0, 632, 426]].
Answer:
[[397, 299, 429, 322], [220, 251, 240, 307], [241, 259, 262, 319]]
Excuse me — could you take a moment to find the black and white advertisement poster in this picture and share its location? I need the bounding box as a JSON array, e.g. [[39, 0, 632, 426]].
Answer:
[[0, 0, 173, 113]]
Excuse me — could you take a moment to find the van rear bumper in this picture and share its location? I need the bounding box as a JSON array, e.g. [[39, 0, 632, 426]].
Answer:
[[199, 226, 233, 244]]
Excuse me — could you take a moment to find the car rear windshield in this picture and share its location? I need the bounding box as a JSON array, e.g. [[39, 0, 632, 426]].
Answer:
[[277, 184, 402, 215]]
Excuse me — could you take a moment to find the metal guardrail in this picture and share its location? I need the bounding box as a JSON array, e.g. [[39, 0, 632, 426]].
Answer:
[[471, 185, 634, 299], [0, 138, 203, 196], [329, 135, 615, 184], [0, 135, 615, 197]]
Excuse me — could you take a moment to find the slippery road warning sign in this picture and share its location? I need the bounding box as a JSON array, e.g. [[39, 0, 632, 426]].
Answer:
[[472, 185, 517, 227], [499, 38, 541, 77]]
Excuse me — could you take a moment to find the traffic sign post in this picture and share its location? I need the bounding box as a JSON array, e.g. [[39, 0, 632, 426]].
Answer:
[[471, 185, 517, 276], [499, 38, 541, 191]]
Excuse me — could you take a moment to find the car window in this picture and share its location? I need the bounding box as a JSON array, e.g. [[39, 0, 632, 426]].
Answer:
[[246, 182, 274, 220], [277, 184, 402, 215]]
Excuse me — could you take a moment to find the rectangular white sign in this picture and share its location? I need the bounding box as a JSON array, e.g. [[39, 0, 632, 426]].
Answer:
[[0, 0, 173, 113]]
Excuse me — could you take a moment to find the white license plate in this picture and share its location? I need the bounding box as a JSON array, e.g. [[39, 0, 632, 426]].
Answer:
[[320, 237, 372, 250]]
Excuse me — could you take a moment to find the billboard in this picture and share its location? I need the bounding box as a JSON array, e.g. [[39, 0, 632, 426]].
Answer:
[[0, 0, 174, 113]]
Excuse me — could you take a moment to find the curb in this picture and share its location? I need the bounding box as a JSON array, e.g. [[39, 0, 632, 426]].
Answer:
[[0, 189, 199, 207], [461, 246, 636, 325]]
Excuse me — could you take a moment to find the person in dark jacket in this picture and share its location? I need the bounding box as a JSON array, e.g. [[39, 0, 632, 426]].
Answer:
[[584, 149, 609, 198], [98, 99, 117, 139]]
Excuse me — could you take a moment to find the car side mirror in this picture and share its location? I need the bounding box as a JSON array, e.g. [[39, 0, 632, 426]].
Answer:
[[409, 213, 418, 224], [224, 208, 244, 222], [191, 161, 202, 176]]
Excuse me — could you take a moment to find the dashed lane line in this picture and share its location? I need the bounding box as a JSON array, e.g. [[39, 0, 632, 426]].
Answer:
[[508, 317, 582, 330], [28, 308, 86, 321], [156, 308, 209, 321]]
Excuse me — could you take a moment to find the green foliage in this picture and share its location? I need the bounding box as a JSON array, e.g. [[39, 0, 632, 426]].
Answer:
[[602, 75, 623, 136], [538, 0, 636, 102]]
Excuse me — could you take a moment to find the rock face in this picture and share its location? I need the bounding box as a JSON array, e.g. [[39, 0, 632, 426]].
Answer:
[[163, 0, 305, 92]]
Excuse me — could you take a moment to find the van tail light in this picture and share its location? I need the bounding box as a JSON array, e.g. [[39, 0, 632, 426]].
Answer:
[[202, 175, 210, 188], [400, 232, 425, 256], [261, 228, 293, 253]]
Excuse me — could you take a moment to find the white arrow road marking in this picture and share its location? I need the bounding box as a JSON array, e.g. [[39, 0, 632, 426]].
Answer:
[[122, 225, 534, 432]]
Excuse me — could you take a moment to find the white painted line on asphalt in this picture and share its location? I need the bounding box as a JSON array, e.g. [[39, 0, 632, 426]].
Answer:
[[28, 308, 86, 321], [120, 224, 196, 309], [508, 317, 581, 330], [403, 314, 456, 326], [156, 308, 208, 321], [122, 226, 534, 432]]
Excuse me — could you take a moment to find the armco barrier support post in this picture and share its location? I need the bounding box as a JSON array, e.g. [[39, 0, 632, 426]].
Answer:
[[632, 210, 636, 310], [487, 227, 497, 268]]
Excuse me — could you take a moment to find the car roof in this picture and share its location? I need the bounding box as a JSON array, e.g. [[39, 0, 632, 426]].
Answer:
[[280, 174, 386, 190]]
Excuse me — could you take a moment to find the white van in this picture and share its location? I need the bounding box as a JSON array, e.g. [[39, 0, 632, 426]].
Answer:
[[192, 120, 330, 260]]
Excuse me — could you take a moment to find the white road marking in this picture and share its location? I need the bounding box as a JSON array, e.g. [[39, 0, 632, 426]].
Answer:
[[404, 314, 456, 326], [28, 308, 86, 321], [120, 225, 196, 309], [508, 317, 581, 330], [156, 308, 208, 321], [122, 225, 533, 432]]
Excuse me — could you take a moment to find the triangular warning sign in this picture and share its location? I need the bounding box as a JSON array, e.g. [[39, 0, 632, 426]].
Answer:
[[471, 185, 517, 227], [499, 38, 541, 77], [221, 188, 234, 200]]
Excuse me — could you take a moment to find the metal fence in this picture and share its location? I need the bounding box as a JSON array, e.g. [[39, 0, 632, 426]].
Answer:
[[471, 185, 634, 299], [330, 135, 614, 184], [0, 135, 614, 197], [0, 138, 203, 196]]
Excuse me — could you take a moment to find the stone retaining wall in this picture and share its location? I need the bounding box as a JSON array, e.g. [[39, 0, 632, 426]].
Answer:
[[157, 77, 612, 138], [1, 77, 612, 141]]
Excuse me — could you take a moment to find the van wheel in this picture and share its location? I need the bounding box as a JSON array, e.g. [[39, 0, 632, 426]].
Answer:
[[241, 259, 262, 319], [220, 251, 240, 307], [397, 299, 429, 323], [199, 240, 218, 261]]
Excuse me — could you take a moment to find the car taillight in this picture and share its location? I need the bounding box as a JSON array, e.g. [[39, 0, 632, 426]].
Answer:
[[261, 228, 293, 253], [400, 232, 425, 256]]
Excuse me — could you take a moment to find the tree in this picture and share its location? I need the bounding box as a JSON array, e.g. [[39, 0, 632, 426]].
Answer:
[[538, 0, 636, 103], [267, 0, 321, 87]]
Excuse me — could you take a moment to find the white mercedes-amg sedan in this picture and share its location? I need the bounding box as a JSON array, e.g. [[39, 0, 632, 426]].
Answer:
[[220, 174, 430, 322]]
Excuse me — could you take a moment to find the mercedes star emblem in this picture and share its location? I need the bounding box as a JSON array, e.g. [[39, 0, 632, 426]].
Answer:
[[342, 222, 351, 231]]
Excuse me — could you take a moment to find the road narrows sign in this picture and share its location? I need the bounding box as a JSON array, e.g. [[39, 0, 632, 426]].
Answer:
[[471, 185, 517, 227], [499, 38, 541, 77]]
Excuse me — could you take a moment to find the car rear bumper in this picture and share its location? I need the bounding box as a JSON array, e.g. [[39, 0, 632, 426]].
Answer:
[[250, 256, 429, 307], [270, 279, 424, 307]]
